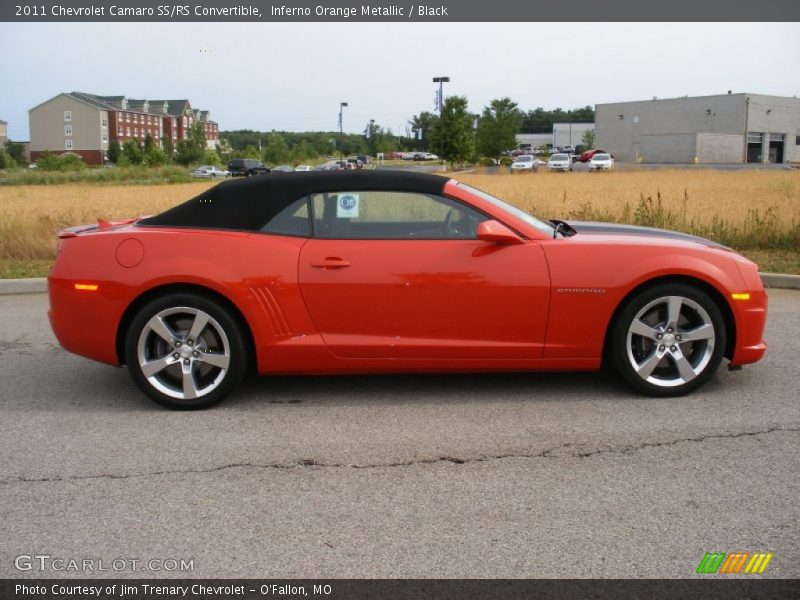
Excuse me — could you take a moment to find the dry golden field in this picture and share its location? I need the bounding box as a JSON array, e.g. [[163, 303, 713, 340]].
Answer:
[[0, 169, 798, 277], [452, 170, 799, 238]]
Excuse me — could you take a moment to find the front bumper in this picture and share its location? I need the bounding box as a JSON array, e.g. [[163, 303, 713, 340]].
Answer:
[[729, 289, 768, 366]]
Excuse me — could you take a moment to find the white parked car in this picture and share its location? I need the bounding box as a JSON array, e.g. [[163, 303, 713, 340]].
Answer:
[[423, 153, 439, 161], [547, 153, 572, 172], [191, 165, 229, 179], [510, 154, 541, 173], [588, 153, 615, 171], [294, 165, 313, 172]]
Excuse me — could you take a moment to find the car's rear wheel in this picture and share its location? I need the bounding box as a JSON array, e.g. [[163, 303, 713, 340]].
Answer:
[[124, 293, 248, 409], [611, 283, 726, 396]]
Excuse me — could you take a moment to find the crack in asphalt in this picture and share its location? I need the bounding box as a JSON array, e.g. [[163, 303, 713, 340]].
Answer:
[[1, 426, 798, 486]]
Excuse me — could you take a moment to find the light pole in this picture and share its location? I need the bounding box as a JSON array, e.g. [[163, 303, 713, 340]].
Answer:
[[366, 119, 375, 157], [432, 76, 449, 161], [338, 101, 348, 160]]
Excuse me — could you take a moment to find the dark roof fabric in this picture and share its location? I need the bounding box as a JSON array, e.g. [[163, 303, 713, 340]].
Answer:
[[139, 170, 451, 231]]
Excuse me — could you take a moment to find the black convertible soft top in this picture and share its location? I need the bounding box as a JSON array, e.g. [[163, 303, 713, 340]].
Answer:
[[139, 170, 451, 231]]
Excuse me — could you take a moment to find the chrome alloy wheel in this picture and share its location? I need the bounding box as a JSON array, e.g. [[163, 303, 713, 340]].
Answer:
[[136, 306, 231, 400], [626, 295, 716, 388]]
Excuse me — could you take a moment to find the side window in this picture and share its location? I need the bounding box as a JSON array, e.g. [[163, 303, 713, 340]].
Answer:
[[261, 197, 311, 237], [310, 191, 485, 240]]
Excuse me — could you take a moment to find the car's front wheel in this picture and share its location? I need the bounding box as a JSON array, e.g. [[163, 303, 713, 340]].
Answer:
[[610, 283, 726, 396], [124, 293, 248, 409]]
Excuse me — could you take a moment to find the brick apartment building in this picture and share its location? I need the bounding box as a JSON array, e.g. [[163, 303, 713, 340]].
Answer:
[[28, 92, 219, 165]]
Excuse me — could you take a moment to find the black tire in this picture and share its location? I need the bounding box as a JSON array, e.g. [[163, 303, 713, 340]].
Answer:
[[124, 292, 248, 409], [610, 283, 726, 397]]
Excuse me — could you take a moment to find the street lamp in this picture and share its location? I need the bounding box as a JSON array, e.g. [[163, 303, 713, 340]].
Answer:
[[432, 76, 450, 113], [432, 76, 450, 161], [338, 101, 348, 160]]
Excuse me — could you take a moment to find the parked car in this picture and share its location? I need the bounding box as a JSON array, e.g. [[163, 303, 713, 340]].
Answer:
[[509, 155, 540, 173], [191, 165, 229, 179], [294, 165, 313, 172], [315, 161, 345, 171], [227, 158, 269, 177], [48, 171, 766, 409], [271, 165, 294, 173], [423, 153, 439, 161], [579, 149, 607, 163], [588, 153, 615, 171], [547, 153, 573, 172]]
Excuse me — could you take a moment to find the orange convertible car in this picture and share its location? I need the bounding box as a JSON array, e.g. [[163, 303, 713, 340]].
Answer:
[[48, 171, 766, 409]]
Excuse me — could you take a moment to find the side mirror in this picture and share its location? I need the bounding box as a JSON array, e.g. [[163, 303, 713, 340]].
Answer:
[[476, 220, 524, 245]]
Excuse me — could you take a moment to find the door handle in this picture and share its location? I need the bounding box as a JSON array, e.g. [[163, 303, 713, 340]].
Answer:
[[311, 258, 351, 269]]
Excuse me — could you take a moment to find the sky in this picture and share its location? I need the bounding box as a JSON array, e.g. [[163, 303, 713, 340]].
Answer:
[[1, 22, 799, 140]]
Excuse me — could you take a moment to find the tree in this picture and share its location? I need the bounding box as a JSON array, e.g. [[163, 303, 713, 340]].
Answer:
[[262, 133, 290, 165], [519, 105, 595, 133], [0, 147, 16, 169], [476, 98, 522, 161], [202, 148, 221, 166], [107, 140, 121, 164], [429, 96, 475, 168], [365, 120, 391, 156], [122, 140, 143, 165], [160, 135, 174, 159], [582, 129, 596, 150], [6, 141, 27, 166], [409, 111, 439, 151], [175, 122, 206, 165], [142, 134, 166, 166]]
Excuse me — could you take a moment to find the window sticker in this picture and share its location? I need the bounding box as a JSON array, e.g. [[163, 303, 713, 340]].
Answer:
[[337, 193, 360, 218]]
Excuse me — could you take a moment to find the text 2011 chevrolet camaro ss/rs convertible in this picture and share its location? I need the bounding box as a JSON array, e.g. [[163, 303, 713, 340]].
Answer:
[[48, 171, 767, 409]]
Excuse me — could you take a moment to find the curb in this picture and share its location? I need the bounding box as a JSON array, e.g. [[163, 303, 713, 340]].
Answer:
[[760, 272, 800, 290], [1, 273, 799, 296], [0, 278, 47, 295]]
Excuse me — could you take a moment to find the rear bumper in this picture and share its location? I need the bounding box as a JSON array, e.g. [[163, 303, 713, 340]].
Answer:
[[48, 276, 123, 366]]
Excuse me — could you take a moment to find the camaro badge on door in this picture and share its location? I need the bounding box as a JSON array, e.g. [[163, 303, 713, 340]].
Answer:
[[556, 288, 607, 294]]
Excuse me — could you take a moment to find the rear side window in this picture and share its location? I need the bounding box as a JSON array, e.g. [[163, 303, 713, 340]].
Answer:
[[261, 197, 311, 237], [309, 190, 485, 239]]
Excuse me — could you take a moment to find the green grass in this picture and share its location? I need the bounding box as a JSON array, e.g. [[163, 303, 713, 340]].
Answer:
[[0, 165, 194, 186], [0, 259, 54, 279]]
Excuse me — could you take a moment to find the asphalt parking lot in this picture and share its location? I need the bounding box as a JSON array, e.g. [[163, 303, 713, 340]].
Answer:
[[1, 290, 798, 579]]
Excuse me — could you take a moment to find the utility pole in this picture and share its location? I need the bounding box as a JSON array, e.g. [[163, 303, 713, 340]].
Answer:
[[338, 101, 348, 161], [432, 76, 450, 161]]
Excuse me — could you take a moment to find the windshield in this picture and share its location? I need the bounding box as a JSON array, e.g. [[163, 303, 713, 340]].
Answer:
[[456, 183, 555, 236], [550, 154, 568, 160], [515, 156, 532, 162], [593, 154, 611, 160]]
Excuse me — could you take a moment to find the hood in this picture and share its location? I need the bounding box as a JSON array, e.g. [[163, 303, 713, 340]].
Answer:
[[560, 220, 732, 251]]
